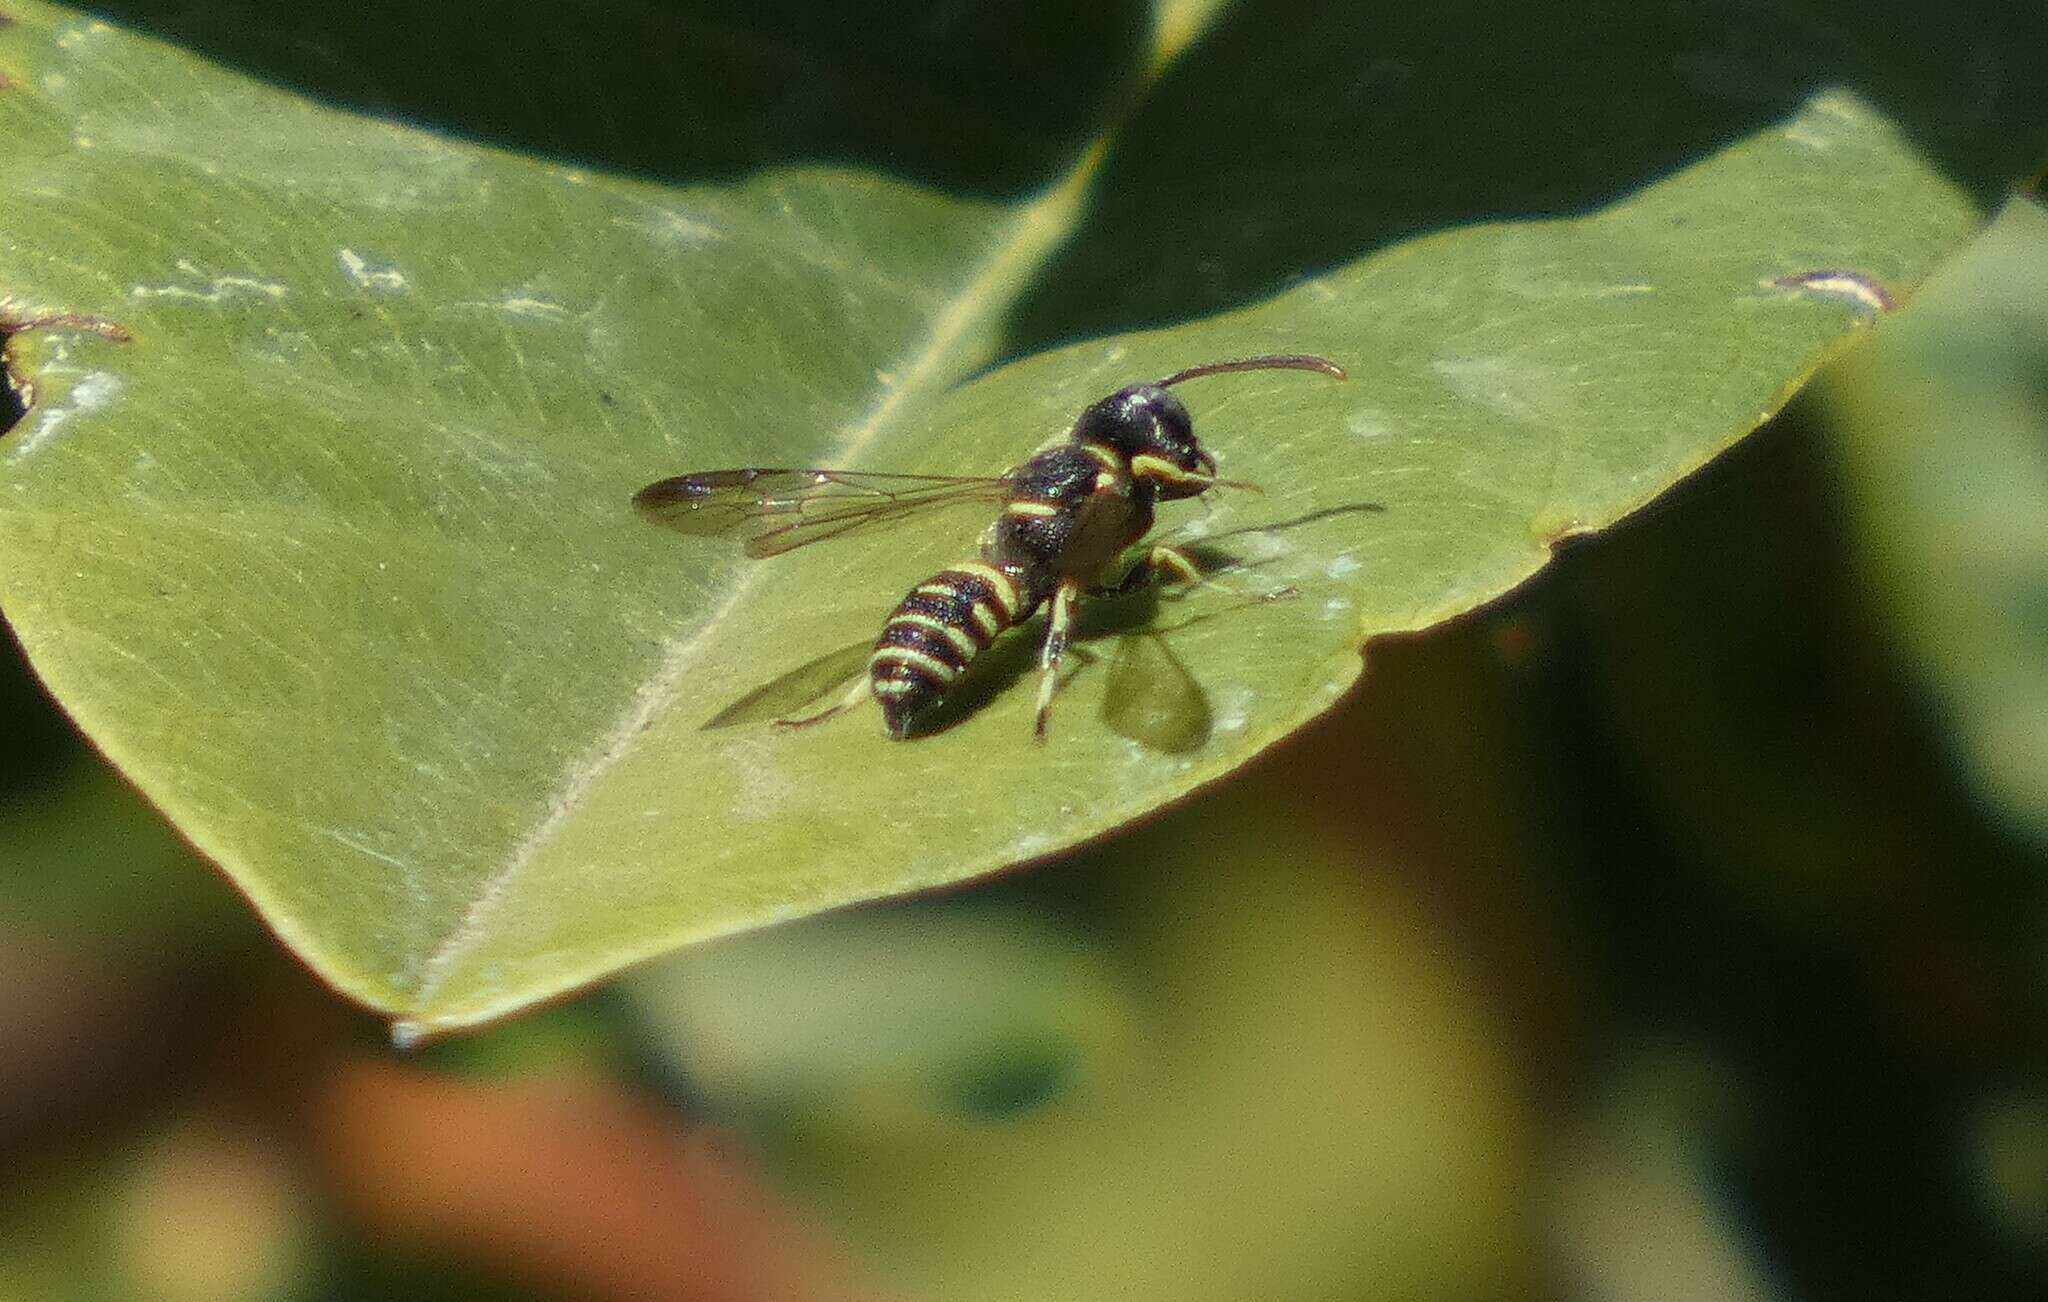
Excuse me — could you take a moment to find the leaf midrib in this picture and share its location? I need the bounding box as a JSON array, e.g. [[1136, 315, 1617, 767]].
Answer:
[[399, 10, 1204, 1021]]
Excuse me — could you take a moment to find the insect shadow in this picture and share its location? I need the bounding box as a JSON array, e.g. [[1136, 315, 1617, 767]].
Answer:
[[1189, 499, 1386, 546], [697, 576, 1172, 739], [698, 535, 1349, 750]]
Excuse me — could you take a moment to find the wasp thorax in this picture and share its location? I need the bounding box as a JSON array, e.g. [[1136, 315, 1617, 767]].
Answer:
[[1074, 385, 1216, 499]]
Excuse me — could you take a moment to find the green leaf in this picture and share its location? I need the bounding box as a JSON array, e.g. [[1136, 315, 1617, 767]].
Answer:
[[0, 0, 2040, 1035], [1826, 197, 2048, 856]]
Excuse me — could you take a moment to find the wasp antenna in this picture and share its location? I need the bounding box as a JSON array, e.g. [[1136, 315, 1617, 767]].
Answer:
[[1155, 354, 1347, 388], [1210, 477, 1265, 494]]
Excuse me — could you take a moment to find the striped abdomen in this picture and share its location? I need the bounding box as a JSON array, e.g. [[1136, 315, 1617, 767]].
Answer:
[[870, 563, 1032, 737]]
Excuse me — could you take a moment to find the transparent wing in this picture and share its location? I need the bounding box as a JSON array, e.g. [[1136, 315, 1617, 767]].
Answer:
[[701, 638, 873, 730], [633, 468, 1012, 558], [1100, 632, 1213, 753]]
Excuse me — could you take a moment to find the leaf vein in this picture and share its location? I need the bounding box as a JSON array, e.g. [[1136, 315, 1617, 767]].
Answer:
[[403, 144, 1110, 1012]]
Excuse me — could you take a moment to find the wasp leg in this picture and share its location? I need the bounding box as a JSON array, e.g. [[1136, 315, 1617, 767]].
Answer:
[[1096, 545, 1199, 598], [1032, 580, 1082, 744], [1095, 545, 1297, 603], [773, 675, 871, 730]]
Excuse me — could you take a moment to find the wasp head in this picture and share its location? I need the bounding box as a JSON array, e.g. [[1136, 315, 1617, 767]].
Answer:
[[1073, 384, 1217, 500]]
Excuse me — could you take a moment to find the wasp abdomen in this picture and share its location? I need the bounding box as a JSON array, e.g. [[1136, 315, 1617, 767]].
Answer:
[[870, 562, 1033, 737]]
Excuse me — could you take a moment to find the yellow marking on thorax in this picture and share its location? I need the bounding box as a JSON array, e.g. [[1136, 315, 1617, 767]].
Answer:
[[870, 645, 958, 682], [1077, 440, 1122, 470], [1004, 500, 1062, 519], [1130, 453, 1202, 486], [889, 611, 980, 658]]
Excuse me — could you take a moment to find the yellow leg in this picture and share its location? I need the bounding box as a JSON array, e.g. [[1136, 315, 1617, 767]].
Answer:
[[774, 676, 871, 730], [1033, 581, 1081, 744], [1150, 545, 1297, 602], [1098, 545, 1195, 598], [1100, 545, 1294, 601], [1147, 545, 1205, 586]]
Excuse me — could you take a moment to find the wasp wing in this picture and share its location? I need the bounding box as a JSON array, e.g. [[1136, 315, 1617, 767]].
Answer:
[[1100, 632, 1213, 753], [633, 468, 1012, 558], [701, 637, 874, 730]]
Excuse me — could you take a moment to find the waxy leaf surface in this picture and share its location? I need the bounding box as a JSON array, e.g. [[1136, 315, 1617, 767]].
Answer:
[[1, 0, 2042, 1033]]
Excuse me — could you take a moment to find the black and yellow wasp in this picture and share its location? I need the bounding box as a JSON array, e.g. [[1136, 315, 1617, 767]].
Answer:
[[633, 354, 1345, 741]]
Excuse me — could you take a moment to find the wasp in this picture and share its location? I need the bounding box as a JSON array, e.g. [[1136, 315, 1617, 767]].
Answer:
[[633, 354, 1346, 741]]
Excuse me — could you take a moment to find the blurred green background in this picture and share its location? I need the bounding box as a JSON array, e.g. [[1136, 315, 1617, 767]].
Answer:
[[6, 2, 2048, 1299]]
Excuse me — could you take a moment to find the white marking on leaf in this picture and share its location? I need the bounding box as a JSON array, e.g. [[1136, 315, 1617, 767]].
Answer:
[[1764, 269, 1893, 313], [7, 372, 121, 462], [609, 208, 726, 250], [1229, 530, 1297, 566], [1347, 407, 1391, 439], [338, 248, 408, 292], [498, 296, 569, 319], [131, 258, 288, 304], [1211, 684, 1254, 734], [726, 739, 794, 821], [1008, 830, 1056, 860], [1431, 354, 1572, 429]]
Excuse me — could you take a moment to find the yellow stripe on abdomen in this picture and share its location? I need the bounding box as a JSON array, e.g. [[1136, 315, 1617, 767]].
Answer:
[[888, 611, 980, 659], [869, 644, 959, 683]]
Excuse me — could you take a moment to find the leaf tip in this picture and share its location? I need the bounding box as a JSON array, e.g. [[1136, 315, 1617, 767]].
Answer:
[[388, 1018, 431, 1051]]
